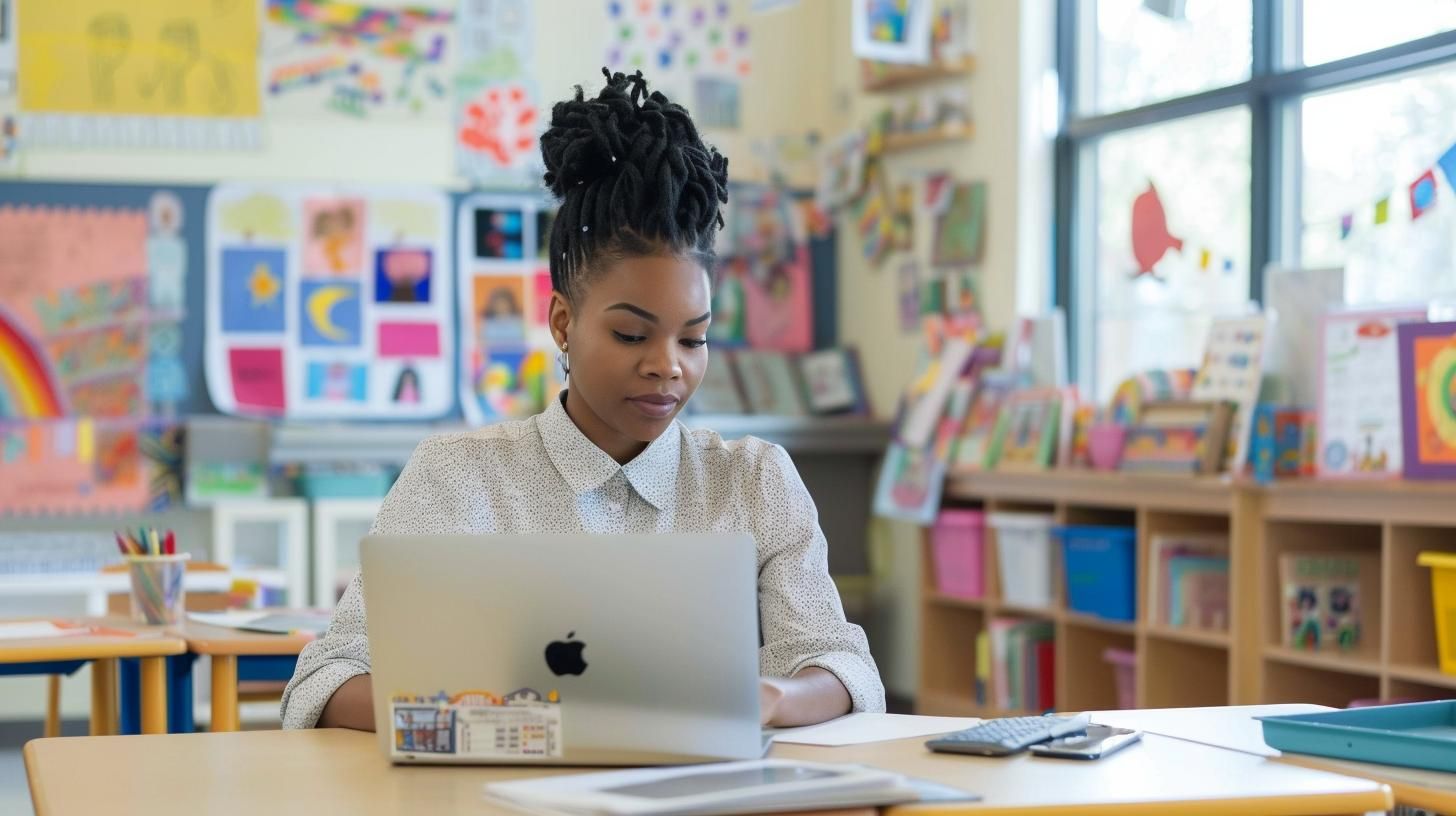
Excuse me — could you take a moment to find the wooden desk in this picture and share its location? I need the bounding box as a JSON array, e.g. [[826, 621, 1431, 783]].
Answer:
[[0, 618, 185, 736], [24, 727, 1391, 815], [167, 621, 313, 732], [1092, 704, 1456, 814]]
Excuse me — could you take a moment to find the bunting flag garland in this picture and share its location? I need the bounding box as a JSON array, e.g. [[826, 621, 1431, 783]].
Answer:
[[1373, 197, 1390, 226], [1411, 169, 1437, 220]]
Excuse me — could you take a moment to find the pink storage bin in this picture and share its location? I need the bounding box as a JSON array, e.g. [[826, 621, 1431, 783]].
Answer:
[[932, 509, 985, 599], [1102, 647, 1137, 710]]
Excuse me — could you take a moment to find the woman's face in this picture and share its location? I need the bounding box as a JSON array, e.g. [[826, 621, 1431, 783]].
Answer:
[[550, 253, 711, 448]]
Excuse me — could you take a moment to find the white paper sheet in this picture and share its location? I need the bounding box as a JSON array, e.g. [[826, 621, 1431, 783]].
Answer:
[[0, 621, 81, 641], [770, 713, 980, 746]]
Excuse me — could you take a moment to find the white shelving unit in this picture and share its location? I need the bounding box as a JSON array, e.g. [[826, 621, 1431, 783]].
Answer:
[[208, 498, 310, 608], [311, 499, 382, 608]]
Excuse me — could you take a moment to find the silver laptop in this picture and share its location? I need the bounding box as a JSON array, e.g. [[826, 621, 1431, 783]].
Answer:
[[361, 533, 763, 766]]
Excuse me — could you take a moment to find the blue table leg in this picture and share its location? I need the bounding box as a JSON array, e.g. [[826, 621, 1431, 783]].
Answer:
[[168, 654, 197, 733], [118, 659, 140, 735]]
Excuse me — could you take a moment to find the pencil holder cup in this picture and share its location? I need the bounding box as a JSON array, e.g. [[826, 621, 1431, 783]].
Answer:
[[125, 553, 190, 625]]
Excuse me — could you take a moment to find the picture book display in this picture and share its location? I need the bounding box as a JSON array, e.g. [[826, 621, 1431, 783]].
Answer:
[[1318, 308, 1425, 478], [1191, 315, 1268, 474], [796, 348, 870, 416], [1120, 401, 1233, 476], [206, 184, 455, 420], [1397, 321, 1456, 479], [1148, 534, 1229, 631], [1279, 553, 1378, 653], [987, 387, 1066, 472]]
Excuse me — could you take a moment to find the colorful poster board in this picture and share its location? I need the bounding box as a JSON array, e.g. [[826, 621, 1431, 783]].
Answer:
[[0, 194, 191, 514], [263, 0, 454, 121], [456, 193, 562, 425], [1317, 308, 1425, 479], [18, 0, 261, 148], [206, 184, 455, 420], [1398, 321, 1456, 479]]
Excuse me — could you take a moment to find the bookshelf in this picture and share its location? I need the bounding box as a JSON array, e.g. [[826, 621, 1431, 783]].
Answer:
[[918, 470, 1456, 717]]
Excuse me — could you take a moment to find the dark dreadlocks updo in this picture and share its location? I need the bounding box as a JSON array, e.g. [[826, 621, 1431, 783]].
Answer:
[[541, 68, 730, 303]]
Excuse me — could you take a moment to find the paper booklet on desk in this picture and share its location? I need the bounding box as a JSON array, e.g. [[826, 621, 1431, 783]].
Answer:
[[769, 713, 980, 746], [0, 621, 135, 641], [483, 759, 977, 816], [187, 610, 331, 636]]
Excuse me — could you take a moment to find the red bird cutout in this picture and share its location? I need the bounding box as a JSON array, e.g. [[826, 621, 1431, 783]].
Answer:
[[1130, 182, 1183, 279]]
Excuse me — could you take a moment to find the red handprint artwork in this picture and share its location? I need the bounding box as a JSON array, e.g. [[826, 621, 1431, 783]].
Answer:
[[458, 84, 537, 167]]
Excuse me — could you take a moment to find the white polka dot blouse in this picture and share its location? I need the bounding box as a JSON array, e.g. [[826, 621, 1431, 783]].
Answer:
[[280, 393, 886, 729]]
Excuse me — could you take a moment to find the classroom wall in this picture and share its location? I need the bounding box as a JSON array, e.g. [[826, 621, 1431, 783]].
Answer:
[[825, 0, 1056, 699], [12, 0, 834, 188]]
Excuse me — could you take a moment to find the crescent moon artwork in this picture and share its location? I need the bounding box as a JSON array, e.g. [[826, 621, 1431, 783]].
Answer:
[[300, 281, 361, 347]]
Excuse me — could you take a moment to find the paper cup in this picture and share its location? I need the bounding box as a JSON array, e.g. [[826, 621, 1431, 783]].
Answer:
[[125, 553, 191, 625]]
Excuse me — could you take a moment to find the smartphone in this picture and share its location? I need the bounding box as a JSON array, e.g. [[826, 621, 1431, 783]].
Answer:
[[1028, 726, 1142, 760]]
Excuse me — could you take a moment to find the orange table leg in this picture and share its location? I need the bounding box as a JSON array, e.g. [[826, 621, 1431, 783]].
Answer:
[[139, 656, 167, 734], [45, 675, 61, 738], [210, 655, 239, 732], [88, 658, 115, 736]]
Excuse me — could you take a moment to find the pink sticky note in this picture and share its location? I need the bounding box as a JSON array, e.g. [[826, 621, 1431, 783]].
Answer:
[[229, 348, 286, 415], [378, 322, 441, 358], [534, 270, 553, 327]]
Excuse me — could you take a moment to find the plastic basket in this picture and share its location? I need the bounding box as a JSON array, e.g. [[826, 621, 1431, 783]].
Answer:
[[1060, 525, 1138, 622], [1418, 551, 1456, 675], [988, 513, 1056, 609], [931, 510, 985, 599]]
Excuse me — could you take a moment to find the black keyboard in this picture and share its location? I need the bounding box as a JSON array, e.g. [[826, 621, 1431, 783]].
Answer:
[[926, 713, 1091, 757]]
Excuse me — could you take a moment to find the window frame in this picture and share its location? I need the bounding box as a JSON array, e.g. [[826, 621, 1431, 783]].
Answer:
[[1054, 0, 1456, 388]]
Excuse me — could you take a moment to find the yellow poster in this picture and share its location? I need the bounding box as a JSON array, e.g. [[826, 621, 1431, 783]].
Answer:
[[19, 0, 260, 117]]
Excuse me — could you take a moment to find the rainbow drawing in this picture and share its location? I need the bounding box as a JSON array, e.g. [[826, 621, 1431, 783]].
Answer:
[[0, 308, 66, 419]]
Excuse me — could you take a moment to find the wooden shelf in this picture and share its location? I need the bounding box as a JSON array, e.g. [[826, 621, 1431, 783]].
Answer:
[[926, 592, 986, 611], [945, 469, 1234, 514], [1145, 624, 1231, 649], [919, 469, 1456, 715], [1063, 611, 1137, 635], [861, 56, 976, 92], [1387, 663, 1456, 690], [916, 688, 983, 717], [1263, 645, 1383, 678], [881, 125, 975, 154], [996, 601, 1060, 619]]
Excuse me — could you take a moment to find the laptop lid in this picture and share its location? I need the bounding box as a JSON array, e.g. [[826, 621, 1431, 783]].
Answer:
[[361, 533, 762, 765]]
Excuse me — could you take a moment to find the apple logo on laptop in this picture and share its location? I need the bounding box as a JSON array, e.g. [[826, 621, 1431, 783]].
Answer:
[[545, 632, 587, 676]]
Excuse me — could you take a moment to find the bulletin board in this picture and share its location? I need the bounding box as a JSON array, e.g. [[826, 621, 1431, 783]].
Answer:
[[206, 183, 456, 420], [0, 182, 204, 514]]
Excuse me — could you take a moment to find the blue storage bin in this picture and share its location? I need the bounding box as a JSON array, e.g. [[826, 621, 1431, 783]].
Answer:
[[1059, 525, 1137, 622]]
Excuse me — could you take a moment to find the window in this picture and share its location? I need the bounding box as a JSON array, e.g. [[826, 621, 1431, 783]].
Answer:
[[1059, 1, 1456, 399]]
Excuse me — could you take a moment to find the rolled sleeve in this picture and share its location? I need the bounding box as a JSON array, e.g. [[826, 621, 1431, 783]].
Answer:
[[280, 572, 371, 729], [749, 443, 887, 714], [280, 438, 453, 729]]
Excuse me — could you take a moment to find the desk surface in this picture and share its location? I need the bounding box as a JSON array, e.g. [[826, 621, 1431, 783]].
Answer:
[[167, 620, 314, 656], [0, 618, 185, 663], [24, 727, 1391, 816], [1089, 704, 1456, 815]]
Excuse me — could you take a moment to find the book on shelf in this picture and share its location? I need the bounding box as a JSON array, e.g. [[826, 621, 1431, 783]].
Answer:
[[1149, 534, 1230, 631], [1279, 553, 1378, 652], [987, 618, 1055, 713], [974, 629, 990, 707]]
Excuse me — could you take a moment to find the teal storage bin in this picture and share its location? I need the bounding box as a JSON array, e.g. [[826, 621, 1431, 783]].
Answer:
[[296, 468, 397, 499], [1059, 525, 1137, 622], [1258, 700, 1456, 772]]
